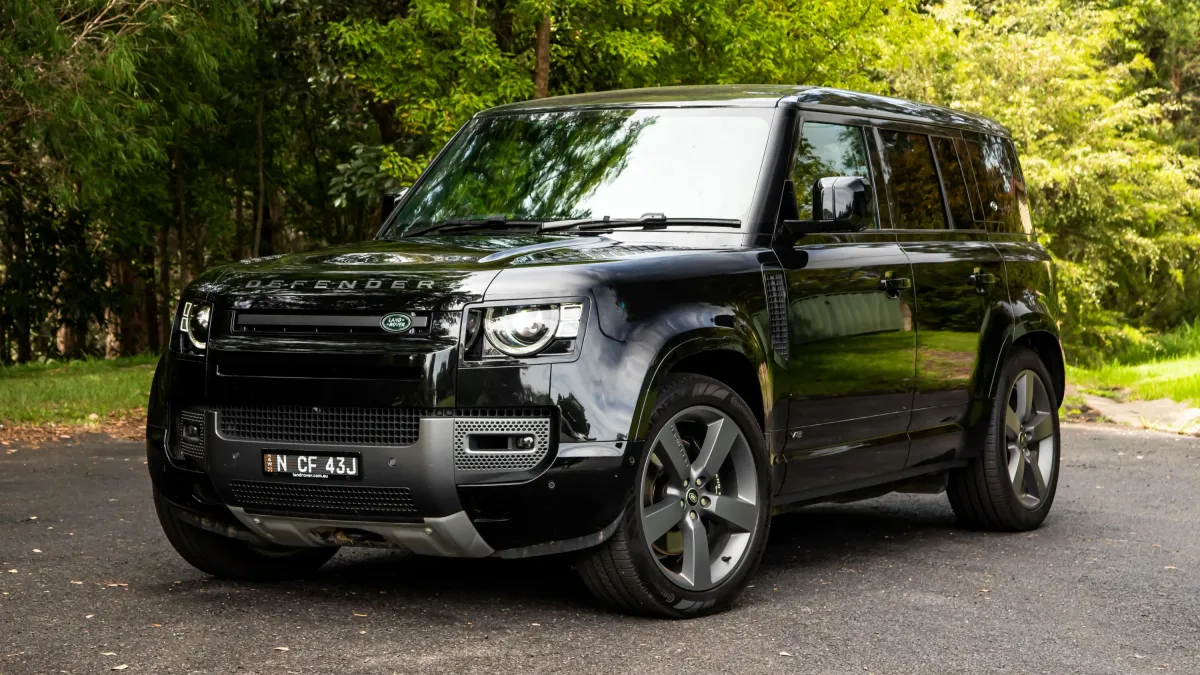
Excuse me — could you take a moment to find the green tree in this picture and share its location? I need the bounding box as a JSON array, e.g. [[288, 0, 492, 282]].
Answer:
[[882, 0, 1200, 362]]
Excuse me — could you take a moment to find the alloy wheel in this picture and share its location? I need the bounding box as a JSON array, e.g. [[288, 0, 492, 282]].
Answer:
[[1004, 369, 1057, 509], [639, 405, 760, 592]]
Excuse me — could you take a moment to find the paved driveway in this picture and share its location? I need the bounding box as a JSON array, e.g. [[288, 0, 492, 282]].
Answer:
[[2, 424, 1198, 674]]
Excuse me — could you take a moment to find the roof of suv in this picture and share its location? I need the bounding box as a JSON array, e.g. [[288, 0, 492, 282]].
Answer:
[[479, 85, 1009, 137]]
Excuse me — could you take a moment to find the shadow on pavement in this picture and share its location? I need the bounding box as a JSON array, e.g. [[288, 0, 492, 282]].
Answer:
[[157, 497, 972, 617]]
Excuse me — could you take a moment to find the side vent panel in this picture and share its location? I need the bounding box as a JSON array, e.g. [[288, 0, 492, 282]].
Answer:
[[763, 270, 790, 361]]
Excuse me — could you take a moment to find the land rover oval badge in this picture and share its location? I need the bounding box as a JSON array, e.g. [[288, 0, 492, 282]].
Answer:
[[380, 313, 412, 333]]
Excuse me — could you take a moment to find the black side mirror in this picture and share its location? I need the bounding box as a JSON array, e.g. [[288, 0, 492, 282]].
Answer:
[[814, 176, 870, 220], [381, 186, 410, 219]]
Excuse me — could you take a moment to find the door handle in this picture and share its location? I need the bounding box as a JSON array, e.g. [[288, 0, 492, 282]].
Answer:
[[877, 277, 911, 298]]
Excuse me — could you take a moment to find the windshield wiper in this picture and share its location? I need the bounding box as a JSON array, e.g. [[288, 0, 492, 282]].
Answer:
[[538, 214, 741, 233], [403, 216, 544, 238]]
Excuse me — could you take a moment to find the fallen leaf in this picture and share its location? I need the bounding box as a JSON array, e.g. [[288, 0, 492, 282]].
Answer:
[[86, 614, 94, 619], [275, 647, 289, 651], [101, 652, 116, 656], [32, 549, 41, 553], [353, 612, 367, 617], [5, 569, 16, 574], [111, 666, 128, 671], [359, 630, 367, 635], [151, 624, 161, 628], [71, 581, 83, 585], [105, 582, 128, 588], [1165, 566, 1177, 570], [531, 623, 540, 626], [28, 516, 36, 520], [780, 651, 795, 657], [978, 588, 991, 593]]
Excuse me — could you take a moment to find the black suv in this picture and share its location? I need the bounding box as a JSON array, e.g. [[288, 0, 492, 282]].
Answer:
[[148, 85, 1063, 618]]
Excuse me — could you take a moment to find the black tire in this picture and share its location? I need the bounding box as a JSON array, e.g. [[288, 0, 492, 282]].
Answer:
[[576, 374, 771, 618], [154, 490, 338, 581], [948, 346, 1061, 531]]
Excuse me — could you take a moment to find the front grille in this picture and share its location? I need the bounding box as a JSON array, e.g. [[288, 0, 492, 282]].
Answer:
[[231, 311, 432, 335], [178, 409, 206, 461], [229, 480, 417, 516], [218, 406, 420, 446], [453, 417, 552, 472], [763, 270, 790, 360]]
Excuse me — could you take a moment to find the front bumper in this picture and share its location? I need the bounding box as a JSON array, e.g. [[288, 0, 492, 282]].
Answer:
[[148, 407, 638, 556]]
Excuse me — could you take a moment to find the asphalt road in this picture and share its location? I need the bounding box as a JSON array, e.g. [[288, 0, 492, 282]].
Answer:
[[2, 424, 1199, 674]]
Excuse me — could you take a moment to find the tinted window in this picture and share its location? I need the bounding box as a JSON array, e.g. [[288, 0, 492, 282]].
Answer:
[[793, 122, 875, 228], [385, 109, 771, 237], [964, 133, 1019, 231], [931, 136, 974, 228], [878, 130, 946, 230], [1005, 140, 1033, 234]]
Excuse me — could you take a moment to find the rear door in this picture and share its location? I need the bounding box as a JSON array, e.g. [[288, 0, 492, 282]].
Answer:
[[874, 126, 1009, 467], [777, 114, 917, 495]]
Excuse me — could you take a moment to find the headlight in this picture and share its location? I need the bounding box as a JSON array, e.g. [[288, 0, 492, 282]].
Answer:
[[480, 303, 583, 358], [180, 300, 212, 350]]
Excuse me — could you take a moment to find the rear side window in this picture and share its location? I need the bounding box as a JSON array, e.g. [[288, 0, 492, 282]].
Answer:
[[964, 133, 1020, 232], [878, 130, 947, 230], [792, 122, 876, 229], [1006, 140, 1034, 234], [931, 136, 974, 228]]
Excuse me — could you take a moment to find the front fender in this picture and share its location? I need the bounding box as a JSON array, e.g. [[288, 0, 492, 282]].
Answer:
[[549, 301, 771, 443]]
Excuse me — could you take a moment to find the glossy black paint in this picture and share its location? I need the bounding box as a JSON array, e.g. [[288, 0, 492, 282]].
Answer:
[[147, 85, 1061, 554]]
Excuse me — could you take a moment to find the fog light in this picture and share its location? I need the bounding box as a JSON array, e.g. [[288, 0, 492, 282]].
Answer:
[[515, 435, 536, 450], [182, 422, 202, 443]]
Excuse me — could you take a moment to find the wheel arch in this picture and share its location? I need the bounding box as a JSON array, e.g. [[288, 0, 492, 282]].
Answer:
[[630, 332, 774, 442], [1013, 329, 1066, 407]]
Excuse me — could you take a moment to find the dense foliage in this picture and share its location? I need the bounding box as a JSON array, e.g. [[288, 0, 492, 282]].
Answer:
[[1, 0, 1198, 365]]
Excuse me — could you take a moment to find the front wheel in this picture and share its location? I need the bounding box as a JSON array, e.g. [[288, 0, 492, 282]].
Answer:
[[577, 374, 771, 618], [948, 346, 1061, 531]]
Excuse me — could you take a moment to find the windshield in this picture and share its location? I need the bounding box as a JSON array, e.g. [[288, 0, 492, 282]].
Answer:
[[382, 108, 772, 237]]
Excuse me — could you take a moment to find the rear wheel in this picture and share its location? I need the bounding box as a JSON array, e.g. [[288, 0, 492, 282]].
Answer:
[[577, 374, 771, 617], [948, 346, 1061, 531], [154, 490, 338, 581]]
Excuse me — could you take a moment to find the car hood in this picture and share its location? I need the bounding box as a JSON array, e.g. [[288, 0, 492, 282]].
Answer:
[[193, 235, 701, 312]]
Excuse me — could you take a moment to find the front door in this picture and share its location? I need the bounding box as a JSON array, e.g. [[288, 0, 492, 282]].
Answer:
[[777, 116, 917, 495], [874, 127, 1009, 467]]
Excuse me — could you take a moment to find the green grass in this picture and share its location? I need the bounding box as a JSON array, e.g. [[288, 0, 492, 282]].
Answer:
[[1069, 356, 1200, 407], [1068, 320, 1200, 407], [0, 355, 159, 426]]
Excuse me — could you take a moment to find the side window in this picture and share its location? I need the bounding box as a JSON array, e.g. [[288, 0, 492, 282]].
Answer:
[[931, 136, 974, 228], [964, 133, 1020, 232], [792, 122, 876, 229], [1005, 139, 1034, 234], [878, 130, 947, 230]]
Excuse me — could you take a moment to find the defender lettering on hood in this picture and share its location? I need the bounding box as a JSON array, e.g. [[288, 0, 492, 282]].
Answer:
[[244, 279, 437, 290]]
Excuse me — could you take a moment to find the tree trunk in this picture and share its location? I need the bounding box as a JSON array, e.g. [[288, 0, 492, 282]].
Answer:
[[534, 12, 551, 98], [253, 87, 266, 258], [157, 214, 171, 351], [233, 189, 245, 260], [5, 186, 32, 363], [173, 145, 190, 285], [115, 257, 143, 356], [143, 244, 160, 353]]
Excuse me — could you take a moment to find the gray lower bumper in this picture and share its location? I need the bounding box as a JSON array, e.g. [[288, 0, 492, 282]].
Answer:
[[228, 507, 494, 557]]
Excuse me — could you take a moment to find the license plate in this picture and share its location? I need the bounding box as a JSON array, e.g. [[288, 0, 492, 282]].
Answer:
[[263, 451, 360, 479]]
